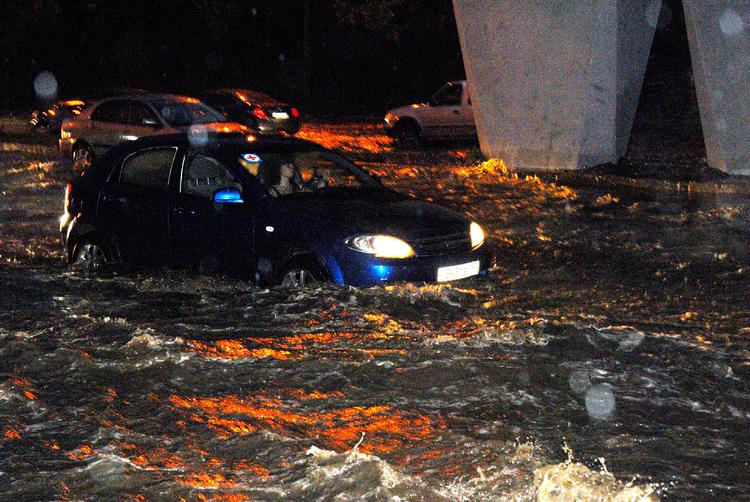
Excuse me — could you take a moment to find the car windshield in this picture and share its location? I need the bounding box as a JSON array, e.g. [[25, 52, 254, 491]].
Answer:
[[153, 100, 225, 127], [429, 82, 462, 106], [237, 149, 382, 198]]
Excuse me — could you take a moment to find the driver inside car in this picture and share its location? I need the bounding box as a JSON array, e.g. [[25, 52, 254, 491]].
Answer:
[[270, 162, 297, 196], [297, 164, 328, 192]]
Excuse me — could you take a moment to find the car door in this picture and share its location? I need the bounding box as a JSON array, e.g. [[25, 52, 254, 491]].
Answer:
[[420, 82, 464, 139], [98, 146, 177, 263], [88, 100, 130, 156], [121, 101, 164, 142], [169, 151, 254, 270]]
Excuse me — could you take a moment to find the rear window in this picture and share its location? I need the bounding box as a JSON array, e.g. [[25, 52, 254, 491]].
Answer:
[[153, 100, 225, 127], [120, 147, 177, 190]]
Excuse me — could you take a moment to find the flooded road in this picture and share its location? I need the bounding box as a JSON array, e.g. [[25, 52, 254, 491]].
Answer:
[[1, 129, 749, 500]]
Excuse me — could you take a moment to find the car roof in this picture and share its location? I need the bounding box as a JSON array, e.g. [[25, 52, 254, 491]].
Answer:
[[99, 94, 205, 105], [206, 88, 278, 103], [125, 131, 321, 154]]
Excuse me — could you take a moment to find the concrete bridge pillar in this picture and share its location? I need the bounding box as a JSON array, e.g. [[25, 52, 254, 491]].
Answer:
[[453, 0, 658, 170], [454, 0, 750, 175], [684, 1, 750, 176]]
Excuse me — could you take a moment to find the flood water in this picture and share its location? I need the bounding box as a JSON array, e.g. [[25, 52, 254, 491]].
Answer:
[[1, 131, 749, 501]]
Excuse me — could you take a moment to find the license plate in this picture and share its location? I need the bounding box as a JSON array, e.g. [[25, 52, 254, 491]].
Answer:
[[437, 260, 480, 282], [272, 112, 289, 120]]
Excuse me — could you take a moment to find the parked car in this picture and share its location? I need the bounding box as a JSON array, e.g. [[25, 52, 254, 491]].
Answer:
[[59, 94, 243, 170], [60, 132, 490, 287], [197, 88, 301, 135], [30, 99, 87, 133], [384, 80, 476, 147]]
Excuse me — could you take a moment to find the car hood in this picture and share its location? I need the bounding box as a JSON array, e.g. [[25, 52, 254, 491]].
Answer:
[[386, 103, 426, 117], [281, 195, 470, 239]]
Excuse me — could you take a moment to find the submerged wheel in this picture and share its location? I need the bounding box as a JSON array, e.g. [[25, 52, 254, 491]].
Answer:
[[281, 267, 319, 288], [394, 121, 422, 149], [74, 240, 107, 271], [72, 143, 94, 171]]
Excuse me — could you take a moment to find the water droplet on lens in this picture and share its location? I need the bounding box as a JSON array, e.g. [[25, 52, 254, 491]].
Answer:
[[188, 125, 209, 147], [569, 370, 591, 394], [585, 384, 616, 420], [33, 71, 58, 101], [719, 9, 743, 35]]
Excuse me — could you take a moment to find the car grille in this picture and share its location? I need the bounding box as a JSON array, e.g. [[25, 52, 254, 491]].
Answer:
[[412, 231, 472, 256]]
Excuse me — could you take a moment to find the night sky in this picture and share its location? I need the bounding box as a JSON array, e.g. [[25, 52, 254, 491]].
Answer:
[[2, 0, 697, 126], [0, 0, 465, 113]]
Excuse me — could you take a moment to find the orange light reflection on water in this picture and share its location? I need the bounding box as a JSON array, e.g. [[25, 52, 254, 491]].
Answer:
[[3, 428, 21, 440], [188, 327, 407, 362], [12, 378, 37, 400], [169, 390, 443, 455], [296, 124, 393, 154]]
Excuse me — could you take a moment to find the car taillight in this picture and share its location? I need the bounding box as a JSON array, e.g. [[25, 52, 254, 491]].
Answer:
[[291, 107, 300, 118], [64, 183, 72, 213], [252, 107, 268, 120]]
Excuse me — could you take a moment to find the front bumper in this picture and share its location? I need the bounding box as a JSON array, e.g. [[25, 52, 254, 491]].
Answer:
[[255, 118, 301, 135], [383, 119, 397, 138], [335, 245, 493, 287]]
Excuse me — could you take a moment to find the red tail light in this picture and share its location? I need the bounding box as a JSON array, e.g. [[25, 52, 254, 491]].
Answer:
[[291, 107, 300, 118], [252, 107, 268, 120], [64, 183, 72, 213]]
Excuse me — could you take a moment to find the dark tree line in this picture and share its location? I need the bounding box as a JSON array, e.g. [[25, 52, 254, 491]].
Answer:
[[1, 0, 464, 114]]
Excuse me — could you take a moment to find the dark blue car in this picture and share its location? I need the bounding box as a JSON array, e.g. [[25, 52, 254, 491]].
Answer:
[[60, 132, 491, 287]]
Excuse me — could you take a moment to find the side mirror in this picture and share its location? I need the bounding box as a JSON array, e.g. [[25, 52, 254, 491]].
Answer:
[[213, 187, 244, 205], [142, 117, 160, 128]]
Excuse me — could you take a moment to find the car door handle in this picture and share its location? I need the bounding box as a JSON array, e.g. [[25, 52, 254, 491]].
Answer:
[[452, 110, 460, 114], [172, 207, 196, 216]]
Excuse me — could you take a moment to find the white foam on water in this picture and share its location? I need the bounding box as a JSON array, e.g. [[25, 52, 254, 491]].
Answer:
[[271, 440, 660, 501]]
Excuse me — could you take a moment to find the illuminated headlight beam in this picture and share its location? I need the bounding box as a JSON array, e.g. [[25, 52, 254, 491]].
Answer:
[[346, 235, 414, 259], [470, 222, 485, 249]]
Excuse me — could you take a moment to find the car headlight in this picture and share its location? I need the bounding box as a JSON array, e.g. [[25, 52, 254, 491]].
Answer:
[[346, 235, 414, 259], [384, 112, 396, 125], [470, 222, 485, 249]]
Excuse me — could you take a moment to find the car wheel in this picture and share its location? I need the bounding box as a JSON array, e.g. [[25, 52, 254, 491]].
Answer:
[[395, 122, 421, 149], [72, 144, 94, 171], [74, 240, 107, 271], [280, 267, 319, 288]]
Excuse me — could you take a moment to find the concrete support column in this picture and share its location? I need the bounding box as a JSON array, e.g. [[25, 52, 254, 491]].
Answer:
[[683, 1, 750, 176], [453, 0, 658, 169]]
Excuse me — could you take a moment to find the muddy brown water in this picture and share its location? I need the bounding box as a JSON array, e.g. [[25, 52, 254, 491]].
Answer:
[[1, 136, 749, 500]]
